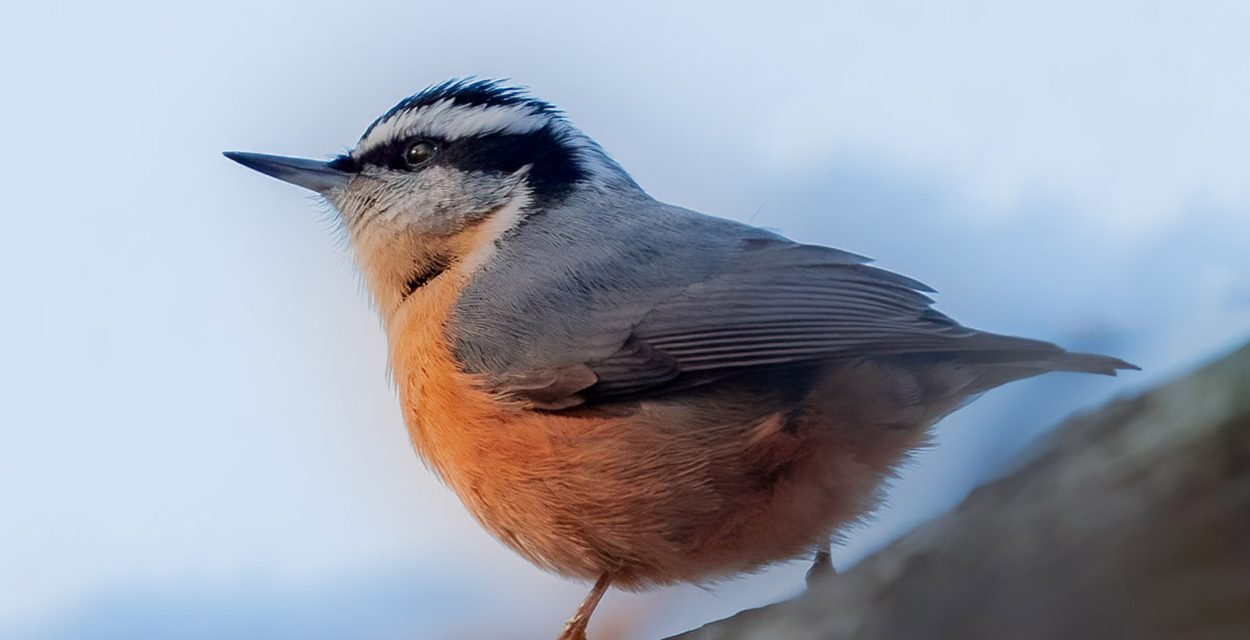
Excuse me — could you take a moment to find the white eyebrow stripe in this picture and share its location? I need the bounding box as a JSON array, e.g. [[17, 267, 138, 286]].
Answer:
[[355, 100, 550, 156]]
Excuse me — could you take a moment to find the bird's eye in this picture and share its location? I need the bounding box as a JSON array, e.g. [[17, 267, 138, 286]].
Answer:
[[403, 141, 437, 167]]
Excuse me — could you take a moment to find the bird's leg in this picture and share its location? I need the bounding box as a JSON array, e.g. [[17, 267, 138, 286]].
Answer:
[[557, 573, 612, 640], [805, 543, 836, 588]]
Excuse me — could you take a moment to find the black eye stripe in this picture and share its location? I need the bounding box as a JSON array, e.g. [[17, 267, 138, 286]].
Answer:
[[350, 126, 586, 200], [327, 154, 361, 173], [351, 137, 438, 171], [440, 130, 554, 173], [444, 127, 585, 198]]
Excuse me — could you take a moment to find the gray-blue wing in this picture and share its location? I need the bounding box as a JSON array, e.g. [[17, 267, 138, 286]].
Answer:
[[450, 196, 1131, 410], [580, 239, 973, 398]]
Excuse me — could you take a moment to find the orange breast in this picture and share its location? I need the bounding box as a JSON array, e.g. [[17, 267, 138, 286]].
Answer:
[[383, 267, 925, 587], [385, 269, 604, 575], [385, 268, 529, 487]]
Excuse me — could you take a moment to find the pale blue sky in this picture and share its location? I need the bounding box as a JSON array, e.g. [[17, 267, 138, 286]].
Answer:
[[3, 2, 1248, 638]]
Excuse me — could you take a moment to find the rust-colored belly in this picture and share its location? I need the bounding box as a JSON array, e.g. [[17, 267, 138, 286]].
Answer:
[[384, 274, 919, 587]]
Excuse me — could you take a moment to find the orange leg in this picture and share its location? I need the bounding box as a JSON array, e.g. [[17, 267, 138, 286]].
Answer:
[[557, 573, 612, 640]]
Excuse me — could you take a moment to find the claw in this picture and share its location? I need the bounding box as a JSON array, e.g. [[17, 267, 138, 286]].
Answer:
[[806, 547, 836, 588]]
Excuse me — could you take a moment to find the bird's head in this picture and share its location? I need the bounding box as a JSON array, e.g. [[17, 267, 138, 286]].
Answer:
[[226, 79, 637, 315]]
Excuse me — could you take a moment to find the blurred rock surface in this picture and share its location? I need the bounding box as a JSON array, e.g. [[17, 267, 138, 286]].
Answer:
[[669, 342, 1250, 640]]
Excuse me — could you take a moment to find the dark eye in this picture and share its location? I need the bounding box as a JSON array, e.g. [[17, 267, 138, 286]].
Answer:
[[403, 141, 437, 167]]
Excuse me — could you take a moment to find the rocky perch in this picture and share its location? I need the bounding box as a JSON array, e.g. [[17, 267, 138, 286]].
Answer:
[[668, 341, 1250, 640]]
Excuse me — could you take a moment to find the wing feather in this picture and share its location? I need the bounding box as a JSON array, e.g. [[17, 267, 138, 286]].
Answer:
[[450, 199, 1133, 410]]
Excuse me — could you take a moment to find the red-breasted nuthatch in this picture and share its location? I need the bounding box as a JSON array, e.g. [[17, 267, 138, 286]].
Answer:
[[226, 79, 1135, 640]]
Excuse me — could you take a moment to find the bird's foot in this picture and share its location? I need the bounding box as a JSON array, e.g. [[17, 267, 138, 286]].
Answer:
[[805, 547, 836, 589]]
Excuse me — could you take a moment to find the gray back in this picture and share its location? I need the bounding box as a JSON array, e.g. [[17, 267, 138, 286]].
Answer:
[[450, 186, 781, 375]]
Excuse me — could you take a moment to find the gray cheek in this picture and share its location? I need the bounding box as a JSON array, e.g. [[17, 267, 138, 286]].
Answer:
[[332, 166, 523, 238], [408, 168, 522, 232]]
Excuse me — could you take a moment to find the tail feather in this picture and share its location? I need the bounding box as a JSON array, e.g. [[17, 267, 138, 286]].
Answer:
[[1044, 350, 1140, 376], [943, 330, 1139, 376], [868, 330, 1138, 428]]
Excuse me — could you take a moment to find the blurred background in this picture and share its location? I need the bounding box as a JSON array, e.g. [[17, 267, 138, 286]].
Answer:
[[2, 1, 1248, 638]]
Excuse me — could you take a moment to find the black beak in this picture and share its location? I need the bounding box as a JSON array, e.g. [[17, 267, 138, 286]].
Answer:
[[223, 151, 352, 194]]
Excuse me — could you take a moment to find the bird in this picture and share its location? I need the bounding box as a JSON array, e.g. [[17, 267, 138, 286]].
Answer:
[[225, 78, 1136, 639]]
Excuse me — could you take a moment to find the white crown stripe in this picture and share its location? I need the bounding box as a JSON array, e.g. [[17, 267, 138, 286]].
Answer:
[[355, 100, 549, 156], [349, 88, 639, 189]]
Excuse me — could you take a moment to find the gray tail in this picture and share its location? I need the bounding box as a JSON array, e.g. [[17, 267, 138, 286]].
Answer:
[[879, 331, 1138, 427], [942, 330, 1136, 371], [931, 331, 1139, 394], [1041, 349, 1140, 376]]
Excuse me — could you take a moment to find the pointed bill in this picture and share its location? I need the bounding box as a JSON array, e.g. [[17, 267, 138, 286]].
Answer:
[[223, 151, 351, 194]]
